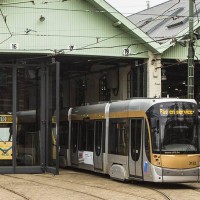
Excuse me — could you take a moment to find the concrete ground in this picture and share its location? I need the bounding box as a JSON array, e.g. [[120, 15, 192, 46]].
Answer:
[[0, 169, 200, 200]]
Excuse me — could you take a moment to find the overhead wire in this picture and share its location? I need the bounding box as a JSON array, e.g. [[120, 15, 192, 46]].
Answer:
[[0, 0, 193, 48], [1, 2, 157, 48], [12, 36, 190, 70], [0, 1, 35, 5], [0, 35, 12, 45], [0, 8, 13, 44], [0, 0, 194, 63], [1, 0, 200, 21], [0, 31, 155, 40], [0, 9, 12, 35], [0, 1, 193, 19], [1, 1, 198, 98], [0, 31, 188, 58], [0, 7, 195, 19]]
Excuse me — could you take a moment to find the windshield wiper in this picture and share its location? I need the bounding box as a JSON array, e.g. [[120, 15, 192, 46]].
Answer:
[[183, 137, 197, 153]]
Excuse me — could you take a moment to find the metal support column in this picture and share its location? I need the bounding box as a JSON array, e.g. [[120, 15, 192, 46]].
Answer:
[[187, 0, 194, 99]]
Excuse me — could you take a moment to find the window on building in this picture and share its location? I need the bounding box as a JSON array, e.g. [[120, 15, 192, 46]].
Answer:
[[0, 67, 12, 112], [127, 71, 131, 99], [99, 74, 110, 101], [75, 79, 86, 106], [127, 61, 147, 98]]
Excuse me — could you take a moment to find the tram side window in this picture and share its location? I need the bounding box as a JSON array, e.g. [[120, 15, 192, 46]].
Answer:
[[87, 122, 94, 151], [71, 122, 78, 153], [109, 119, 128, 156], [95, 121, 104, 156], [130, 119, 142, 161], [78, 121, 94, 152], [78, 123, 86, 150], [59, 122, 69, 148]]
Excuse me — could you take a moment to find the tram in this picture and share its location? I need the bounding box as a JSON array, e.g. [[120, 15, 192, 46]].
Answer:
[[59, 98, 200, 183], [0, 114, 12, 165]]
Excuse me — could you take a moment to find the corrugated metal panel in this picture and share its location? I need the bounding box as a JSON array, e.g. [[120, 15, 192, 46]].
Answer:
[[162, 43, 188, 59], [0, 0, 149, 58], [128, 0, 200, 44]]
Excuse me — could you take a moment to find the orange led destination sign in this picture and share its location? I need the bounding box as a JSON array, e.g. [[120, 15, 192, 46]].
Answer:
[[160, 109, 194, 115], [0, 115, 12, 123]]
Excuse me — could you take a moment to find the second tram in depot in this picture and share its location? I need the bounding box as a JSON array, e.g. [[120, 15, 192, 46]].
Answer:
[[59, 98, 200, 183], [0, 114, 12, 165]]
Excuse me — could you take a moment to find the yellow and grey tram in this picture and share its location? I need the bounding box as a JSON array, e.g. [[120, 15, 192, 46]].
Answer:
[[59, 98, 200, 183], [0, 114, 12, 165]]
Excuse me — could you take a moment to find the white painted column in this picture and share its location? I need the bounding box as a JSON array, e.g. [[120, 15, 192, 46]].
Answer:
[[116, 65, 131, 100], [147, 51, 162, 98]]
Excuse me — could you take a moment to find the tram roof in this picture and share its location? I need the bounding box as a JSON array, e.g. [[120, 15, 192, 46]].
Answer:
[[71, 98, 197, 117], [109, 98, 197, 113]]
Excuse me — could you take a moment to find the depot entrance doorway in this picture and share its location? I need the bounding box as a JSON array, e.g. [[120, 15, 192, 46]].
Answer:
[[0, 62, 60, 174]]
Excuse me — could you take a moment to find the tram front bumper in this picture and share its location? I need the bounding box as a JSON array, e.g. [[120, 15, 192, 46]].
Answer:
[[152, 166, 199, 183]]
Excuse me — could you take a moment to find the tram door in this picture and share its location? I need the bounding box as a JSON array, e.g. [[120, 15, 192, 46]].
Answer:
[[129, 118, 143, 179], [94, 121, 103, 170], [70, 122, 79, 165]]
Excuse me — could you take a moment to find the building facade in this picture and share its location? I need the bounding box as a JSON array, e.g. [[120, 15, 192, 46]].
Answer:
[[0, 0, 173, 173]]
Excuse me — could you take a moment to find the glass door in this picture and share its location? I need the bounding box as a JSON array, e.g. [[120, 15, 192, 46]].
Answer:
[[42, 62, 60, 174], [0, 62, 59, 174], [16, 66, 42, 173], [16, 62, 59, 174], [0, 66, 13, 173]]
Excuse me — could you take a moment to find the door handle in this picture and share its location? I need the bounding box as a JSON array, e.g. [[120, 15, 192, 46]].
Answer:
[[133, 149, 139, 153]]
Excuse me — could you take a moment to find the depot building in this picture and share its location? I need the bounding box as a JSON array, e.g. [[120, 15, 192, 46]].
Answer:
[[0, 0, 199, 174]]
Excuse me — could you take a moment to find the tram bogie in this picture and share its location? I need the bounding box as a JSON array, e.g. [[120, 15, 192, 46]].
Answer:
[[59, 98, 200, 183]]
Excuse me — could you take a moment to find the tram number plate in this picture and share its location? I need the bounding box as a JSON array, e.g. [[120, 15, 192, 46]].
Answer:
[[189, 161, 196, 166], [0, 116, 6, 122]]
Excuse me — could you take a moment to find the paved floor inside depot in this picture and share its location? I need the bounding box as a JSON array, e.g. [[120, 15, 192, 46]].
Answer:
[[0, 169, 200, 200]]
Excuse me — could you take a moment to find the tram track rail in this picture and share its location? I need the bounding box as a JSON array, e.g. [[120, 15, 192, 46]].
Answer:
[[2, 174, 167, 200], [54, 170, 175, 200], [31, 174, 161, 200], [27, 173, 174, 200], [2, 174, 107, 200], [139, 181, 200, 200], [146, 187, 172, 200], [35, 173, 177, 200], [0, 181, 31, 200], [4, 172, 200, 200]]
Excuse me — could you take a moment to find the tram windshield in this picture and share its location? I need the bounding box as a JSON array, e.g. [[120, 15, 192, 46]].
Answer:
[[0, 126, 12, 142], [146, 102, 199, 154]]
